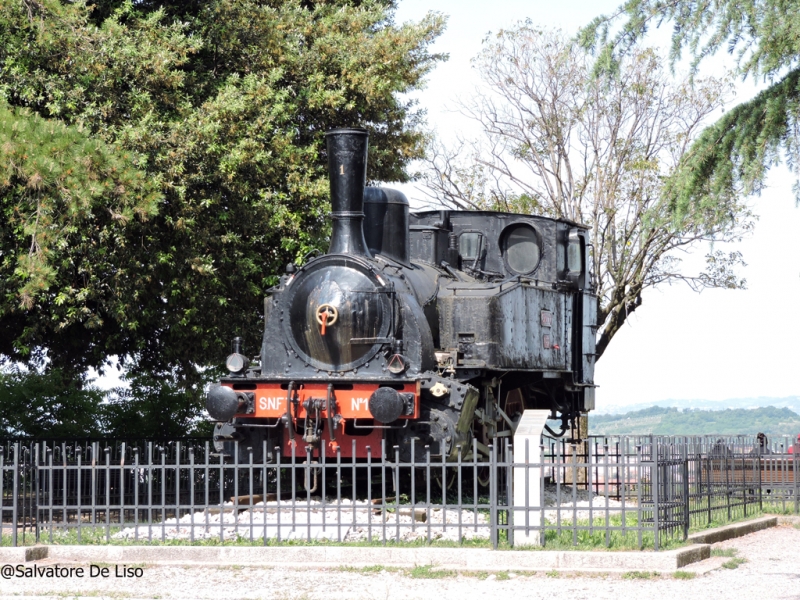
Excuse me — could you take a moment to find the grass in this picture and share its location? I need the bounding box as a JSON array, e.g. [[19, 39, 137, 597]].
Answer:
[[31, 525, 505, 549], [688, 508, 769, 533], [622, 571, 659, 579], [460, 570, 511, 580], [713, 546, 748, 568], [0, 528, 38, 547], [37, 593, 132, 599], [408, 564, 457, 579], [11, 514, 674, 552], [761, 502, 800, 515], [2, 517, 684, 552], [337, 565, 402, 574], [537, 513, 686, 552], [337, 564, 516, 580], [7, 500, 795, 552], [495, 571, 511, 580], [721, 557, 747, 569], [673, 571, 696, 579]]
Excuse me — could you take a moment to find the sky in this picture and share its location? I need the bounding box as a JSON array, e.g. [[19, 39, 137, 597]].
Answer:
[[387, 0, 800, 408]]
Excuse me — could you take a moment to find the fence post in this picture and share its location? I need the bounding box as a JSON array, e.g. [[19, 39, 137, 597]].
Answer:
[[706, 452, 712, 526], [34, 444, 40, 544], [757, 451, 762, 514], [653, 442, 659, 551], [511, 410, 549, 547], [21, 444, 30, 546], [724, 451, 731, 521], [0, 448, 4, 547], [507, 438, 515, 547], [11, 442, 19, 547], [741, 451, 747, 518], [794, 451, 799, 515], [682, 456, 689, 540], [490, 442, 497, 549]]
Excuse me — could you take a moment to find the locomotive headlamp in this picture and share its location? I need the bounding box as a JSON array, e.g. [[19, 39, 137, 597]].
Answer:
[[386, 353, 408, 374], [386, 340, 408, 374], [225, 353, 249, 374], [226, 336, 249, 375]]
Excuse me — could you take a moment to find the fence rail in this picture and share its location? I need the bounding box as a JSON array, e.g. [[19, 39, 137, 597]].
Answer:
[[2, 435, 798, 550]]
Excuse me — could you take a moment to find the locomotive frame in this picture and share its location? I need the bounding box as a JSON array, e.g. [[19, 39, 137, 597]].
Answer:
[[206, 128, 597, 464]]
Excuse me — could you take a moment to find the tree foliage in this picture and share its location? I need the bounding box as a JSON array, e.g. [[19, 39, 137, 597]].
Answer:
[[0, 366, 105, 437], [579, 0, 800, 210], [0, 102, 161, 369], [423, 26, 752, 358], [0, 0, 445, 382], [0, 364, 213, 438], [101, 371, 214, 438]]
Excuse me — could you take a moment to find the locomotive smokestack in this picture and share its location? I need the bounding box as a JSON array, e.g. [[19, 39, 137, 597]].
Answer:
[[325, 128, 371, 257]]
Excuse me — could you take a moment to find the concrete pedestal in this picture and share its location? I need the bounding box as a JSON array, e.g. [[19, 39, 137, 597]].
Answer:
[[512, 409, 550, 547]]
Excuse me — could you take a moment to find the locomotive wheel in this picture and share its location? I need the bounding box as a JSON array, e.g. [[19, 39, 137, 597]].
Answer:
[[476, 466, 491, 488], [432, 466, 457, 491], [403, 470, 452, 501]]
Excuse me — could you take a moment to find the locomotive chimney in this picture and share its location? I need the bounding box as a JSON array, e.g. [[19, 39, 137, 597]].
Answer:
[[325, 128, 371, 258]]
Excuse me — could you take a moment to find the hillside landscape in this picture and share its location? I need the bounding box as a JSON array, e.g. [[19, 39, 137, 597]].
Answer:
[[597, 396, 800, 415], [590, 405, 800, 436]]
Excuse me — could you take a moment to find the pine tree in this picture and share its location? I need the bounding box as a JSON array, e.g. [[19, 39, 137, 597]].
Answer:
[[0, 102, 160, 371], [579, 0, 800, 212]]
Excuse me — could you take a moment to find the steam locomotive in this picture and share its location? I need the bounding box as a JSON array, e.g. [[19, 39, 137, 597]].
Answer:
[[206, 128, 597, 464]]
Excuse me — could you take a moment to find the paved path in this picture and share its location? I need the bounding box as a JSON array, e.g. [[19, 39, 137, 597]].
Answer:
[[1, 524, 798, 599]]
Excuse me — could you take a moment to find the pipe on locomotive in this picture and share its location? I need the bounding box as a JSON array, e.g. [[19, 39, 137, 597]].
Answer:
[[325, 128, 372, 258]]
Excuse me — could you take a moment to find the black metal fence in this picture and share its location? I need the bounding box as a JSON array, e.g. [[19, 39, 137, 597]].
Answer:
[[2, 435, 798, 550]]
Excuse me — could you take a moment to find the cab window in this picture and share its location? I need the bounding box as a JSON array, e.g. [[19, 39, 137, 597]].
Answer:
[[459, 232, 482, 260], [502, 224, 541, 274]]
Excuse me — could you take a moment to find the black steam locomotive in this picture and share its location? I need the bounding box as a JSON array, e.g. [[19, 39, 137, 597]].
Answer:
[[206, 128, 597, 463]]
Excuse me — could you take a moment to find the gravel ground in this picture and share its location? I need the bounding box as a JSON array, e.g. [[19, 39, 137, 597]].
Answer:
[[109, 485, 623, 543], [2, 524, 798, 600], [112, 499, 492, 543]]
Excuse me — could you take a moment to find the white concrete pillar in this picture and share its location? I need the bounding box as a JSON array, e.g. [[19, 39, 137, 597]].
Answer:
[[512, 409, 550, 547]]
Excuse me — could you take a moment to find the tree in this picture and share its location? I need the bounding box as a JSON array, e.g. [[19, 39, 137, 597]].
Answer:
[[423, 26, 752, 358], [0, 360, 212, 438], [579, 0, 800, 212], [0, 0, 446, 382], [0, 101, 161, 374], [0, 365, 105, 437], [100, 371, 214, 438]]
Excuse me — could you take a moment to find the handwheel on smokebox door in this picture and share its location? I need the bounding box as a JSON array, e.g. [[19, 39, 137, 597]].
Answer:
[[315, 304, 338, 335]]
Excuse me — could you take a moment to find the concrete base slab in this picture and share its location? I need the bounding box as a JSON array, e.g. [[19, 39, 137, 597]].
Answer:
[[767, 514, 800, 526], [41, 543, 711, 574], [687, 516, 776, 544], [677, 556, 728, 575], [0, 546, 48, 563]]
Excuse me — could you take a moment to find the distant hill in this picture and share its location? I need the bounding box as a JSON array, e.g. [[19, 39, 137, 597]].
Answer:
[[590, 405, 800, 436], [597, 396, 800, 416]]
